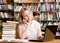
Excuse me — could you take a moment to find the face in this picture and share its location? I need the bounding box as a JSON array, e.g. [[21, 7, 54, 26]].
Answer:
[[22, 10, 32, 22]]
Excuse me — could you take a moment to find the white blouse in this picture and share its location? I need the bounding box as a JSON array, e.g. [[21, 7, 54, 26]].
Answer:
[[19, 20, 42, 39]]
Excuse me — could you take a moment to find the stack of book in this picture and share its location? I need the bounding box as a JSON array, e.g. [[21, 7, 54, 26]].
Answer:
[[2, 22, 16, 40]]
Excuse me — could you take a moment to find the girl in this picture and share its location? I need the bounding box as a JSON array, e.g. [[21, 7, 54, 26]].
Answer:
[[18, 8, 43, 40]]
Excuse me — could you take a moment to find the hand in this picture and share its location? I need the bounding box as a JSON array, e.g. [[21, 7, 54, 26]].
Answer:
[[37, 36, 44, 40]]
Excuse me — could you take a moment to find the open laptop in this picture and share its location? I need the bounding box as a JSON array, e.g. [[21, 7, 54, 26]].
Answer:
[[29, 25, 58, 42]]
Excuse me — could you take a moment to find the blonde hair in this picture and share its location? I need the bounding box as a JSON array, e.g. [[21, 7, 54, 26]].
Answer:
[[18, 8, 34, 24]]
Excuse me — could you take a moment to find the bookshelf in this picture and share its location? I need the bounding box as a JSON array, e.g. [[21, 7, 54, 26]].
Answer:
[[14, 0, 60, 39], [0, 0, 60, 39], [14, 0, 39, 21], [0, 0, 14, 21]]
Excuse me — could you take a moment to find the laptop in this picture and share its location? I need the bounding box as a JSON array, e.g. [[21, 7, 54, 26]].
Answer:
[[29, 25, 58, 42]]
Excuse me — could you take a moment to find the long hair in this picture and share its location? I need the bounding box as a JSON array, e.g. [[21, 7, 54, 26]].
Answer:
[[18, 8, 34, 24]]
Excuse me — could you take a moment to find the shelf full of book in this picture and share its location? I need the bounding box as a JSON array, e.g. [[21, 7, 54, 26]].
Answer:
[[14, 0, 40, 21], [14, 0, 60, 39], [0, 0, 14, 21]]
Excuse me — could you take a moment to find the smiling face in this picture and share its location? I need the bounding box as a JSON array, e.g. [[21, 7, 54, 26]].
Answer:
[[22, 10, 33, 22]]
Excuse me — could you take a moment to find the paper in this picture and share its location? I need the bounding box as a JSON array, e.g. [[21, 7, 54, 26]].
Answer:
[[0, 39, 29, 42]]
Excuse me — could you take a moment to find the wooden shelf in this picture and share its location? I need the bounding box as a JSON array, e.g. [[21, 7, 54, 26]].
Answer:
[[40, 11, 57, 13], [14, 11, 20, 13], [14, 11, 40, 13], [0, 3, 13, 5], [0, 3, 7, 5], [0, 10, 13, 12], [0, 17, 14, 21], [0, 18, 13, 19], [40, 20, 60, 22], [14, 2, 60, 4], [14, 11, 59, 13], [40, 2, 60, 4], [14, 2, 39, 4]]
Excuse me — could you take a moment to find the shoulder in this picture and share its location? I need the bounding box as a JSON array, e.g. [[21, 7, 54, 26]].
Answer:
[[32, 20, 40, 26], [32, 20, 41, 29]]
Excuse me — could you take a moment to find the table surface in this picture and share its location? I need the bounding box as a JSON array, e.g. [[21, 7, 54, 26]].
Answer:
[[0, 39, 60, 43]]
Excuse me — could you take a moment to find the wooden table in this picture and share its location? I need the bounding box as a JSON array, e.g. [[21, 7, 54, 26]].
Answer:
[[0, 39, 60, 43]]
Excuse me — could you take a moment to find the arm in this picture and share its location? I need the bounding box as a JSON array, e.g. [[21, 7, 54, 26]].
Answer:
[[37, 28, 44, 40], [19, 23, 31, 39], [37, 24, 42, 39], [37, 28, 42, 37]]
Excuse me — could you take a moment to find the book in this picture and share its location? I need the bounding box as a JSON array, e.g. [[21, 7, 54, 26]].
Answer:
[[3, 28, 15, 31], [50, 4, 56, 11], [47, 13, 53, 20], [53, 22, 58, 25], [3, 31, 15, 35], [0, 5, 1, 10], [1, 5, 5, 10], [37, 3, 40, 11], [59, 5, 60, 11], [14, 5, 22, 12], [17, 6, 22, 11], [46, 3, 50, 11], [43, 23, 47, 29], [2, 35, 15, 37], [3, 13, 9, 18], [0, 12, 9, 18], [56, 32, 60, 36], [40, 12, 45, 20], [56, 3, 59, 10], [14, 13, 19, 21], [31, 4, 38, 11], [0, 39, 29, 42], [8, 4, 13, 10], [40, 4, 46, 11], [58, 12, 60, 20], [53, 13, 58, 20], [0, 12, 4, 18], [2, 36, 15, 40], [48, 22, 53, 25]]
